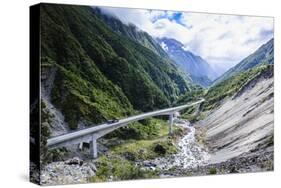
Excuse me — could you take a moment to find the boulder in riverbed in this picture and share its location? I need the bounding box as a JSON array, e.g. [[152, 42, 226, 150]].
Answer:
[[65, 157, 83, 166], [154, 144, 166, 155]]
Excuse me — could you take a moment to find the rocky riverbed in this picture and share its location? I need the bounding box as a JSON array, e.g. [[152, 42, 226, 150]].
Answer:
[[40, 158, 97, 185], [157, 146, 273, 177], [39, 115, 273, 185], [138, 120, 210, 172], [40, 119, 209, 184]]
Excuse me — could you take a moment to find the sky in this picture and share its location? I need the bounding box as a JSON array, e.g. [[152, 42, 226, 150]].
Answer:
[[99, 7, 274, 72]]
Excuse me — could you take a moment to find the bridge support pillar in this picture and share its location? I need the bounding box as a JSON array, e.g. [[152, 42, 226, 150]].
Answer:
[[169, 113, 174, 135], [90, 134, 98, 158]]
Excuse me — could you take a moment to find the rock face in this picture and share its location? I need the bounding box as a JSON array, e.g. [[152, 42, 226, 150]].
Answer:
[[41, 65, 69, 137], [199, 74, 273, 164]]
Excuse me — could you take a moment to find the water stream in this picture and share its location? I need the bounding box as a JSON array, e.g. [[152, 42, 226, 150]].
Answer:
[[141, 119, 210, 171]]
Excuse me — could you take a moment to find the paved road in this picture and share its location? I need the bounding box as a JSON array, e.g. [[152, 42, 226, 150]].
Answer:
[[47, 99, 205, 147]]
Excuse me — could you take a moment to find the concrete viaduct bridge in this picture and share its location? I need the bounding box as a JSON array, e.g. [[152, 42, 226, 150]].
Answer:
[[47, 99, 205, 158]]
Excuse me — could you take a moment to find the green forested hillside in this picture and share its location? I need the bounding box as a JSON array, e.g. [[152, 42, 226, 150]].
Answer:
[[40, 4, 191, 129], [214, 38, 273, 85], [177, 64, 273, 117], [93, 8, 169, 58], [203, 64, 273, 111]]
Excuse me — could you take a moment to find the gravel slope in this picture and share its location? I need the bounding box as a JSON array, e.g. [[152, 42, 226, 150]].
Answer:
[[199, 75, 273, 164]]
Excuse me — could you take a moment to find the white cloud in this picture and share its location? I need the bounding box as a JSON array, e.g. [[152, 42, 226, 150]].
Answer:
[[98, 7, 273, 70], [178, 13, 273, 68]]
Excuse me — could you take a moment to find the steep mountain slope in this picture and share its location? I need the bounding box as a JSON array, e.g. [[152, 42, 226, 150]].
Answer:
[[198, 65, 273, 164], [202, 65, 273, 111], [40, 4, 190, 130], [214, 38, 273, 85], [157, 37, 218, 87], [92, 8, 194, 87], [92, 8, 169, 58], [177, 65, 273, 120]]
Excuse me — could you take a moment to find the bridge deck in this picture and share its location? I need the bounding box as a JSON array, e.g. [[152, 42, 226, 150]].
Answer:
[[47, 99, 204, 147]]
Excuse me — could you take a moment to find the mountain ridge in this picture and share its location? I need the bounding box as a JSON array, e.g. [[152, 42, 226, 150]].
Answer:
[[92, 7, 169, 59], [213, 38, 273, 85], [157, 37, 218, 87]]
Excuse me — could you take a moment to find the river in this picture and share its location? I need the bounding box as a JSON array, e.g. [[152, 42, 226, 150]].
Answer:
[[140, 119, 210, 171]]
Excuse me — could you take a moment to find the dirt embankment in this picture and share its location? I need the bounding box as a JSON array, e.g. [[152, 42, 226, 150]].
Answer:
[[197, 73, 273, 172]]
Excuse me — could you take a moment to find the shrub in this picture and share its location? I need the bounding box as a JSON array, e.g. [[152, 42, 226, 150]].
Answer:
[[90, 156, 156, 182], [209, 167, 217, 175]]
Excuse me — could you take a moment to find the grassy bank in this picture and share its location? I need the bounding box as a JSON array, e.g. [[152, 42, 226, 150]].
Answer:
[[90, 118, 184, 182]]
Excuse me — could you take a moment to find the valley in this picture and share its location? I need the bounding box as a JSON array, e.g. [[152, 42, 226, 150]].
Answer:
[[31, 3, 274, 185], [38, 64, 274, 185]]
